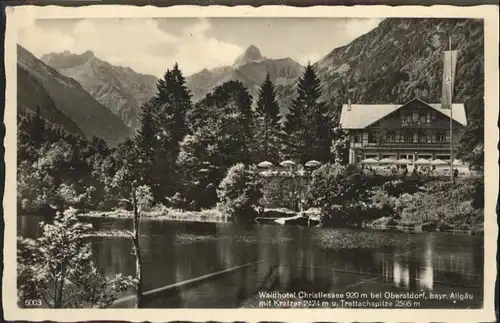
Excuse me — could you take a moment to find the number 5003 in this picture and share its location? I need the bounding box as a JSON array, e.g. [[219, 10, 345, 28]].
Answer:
[[24, 299, 42, 307]]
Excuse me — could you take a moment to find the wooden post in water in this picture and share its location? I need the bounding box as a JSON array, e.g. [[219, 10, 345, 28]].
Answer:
[[131, 186, 143, 308]]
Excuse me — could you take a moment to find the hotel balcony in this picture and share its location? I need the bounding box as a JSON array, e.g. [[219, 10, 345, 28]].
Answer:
[[399, 120, 433, 128], [362, 141, 453, 150]]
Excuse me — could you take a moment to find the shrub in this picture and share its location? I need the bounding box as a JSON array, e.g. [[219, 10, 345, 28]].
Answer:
[[307, 164, 381, 227], [302, 162, 483, 230], [135, 185, 154, 212], [389, 179, 484, 229], [17, 208, 135, 308], [319, 201, 382, 227], [472, 176, 484, 209], [370, 188, 397, 217], [259, 169, 304, 211], [381, 179, 421, 196], [217, 164, 262, 222]]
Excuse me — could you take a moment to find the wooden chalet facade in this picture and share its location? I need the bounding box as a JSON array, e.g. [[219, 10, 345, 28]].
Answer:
[[339, 98, 467, 164]]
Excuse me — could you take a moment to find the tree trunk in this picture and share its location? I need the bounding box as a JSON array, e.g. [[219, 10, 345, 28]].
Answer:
[[56, 260, 66, 308], [264, 117, 268, 161], [132, 188, 143, 308]]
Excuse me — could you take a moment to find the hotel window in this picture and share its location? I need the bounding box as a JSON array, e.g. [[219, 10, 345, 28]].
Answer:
[[353, 133, 361, 143], [436, 155, 450, 161], [395, 130, 402, 142], [418, 130, 428, 143], [401, 154, 415, 161], [412, 111, 419, 121], [368, 130, 378, 143], [431, 111, 437, 120], [436, 130, 446, 142], [403, 130, 413, 143], [401, 111, 412, 123], [419, 111, 427, 123], [386, 130, 396, 142]]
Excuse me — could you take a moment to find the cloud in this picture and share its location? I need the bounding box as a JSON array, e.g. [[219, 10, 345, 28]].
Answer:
[[18, 18, 244, 77], [299, 52, 323, 65], [344, 18, 383, 40], [17, 17, 382, 77], [18, 19, 77, 56], [176, 20, 244, 74], [184, 18, 211, 35]]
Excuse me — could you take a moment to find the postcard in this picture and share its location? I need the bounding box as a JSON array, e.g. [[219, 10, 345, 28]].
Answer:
[[3, 4, 498, 322]]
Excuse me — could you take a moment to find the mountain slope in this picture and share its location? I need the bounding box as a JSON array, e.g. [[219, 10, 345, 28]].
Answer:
[[17, 66, 85, 137], [41, 51, 158, 129], [17, 45, 131, 146], [277, 18, 484, 119], [186, 45, 303, 102]]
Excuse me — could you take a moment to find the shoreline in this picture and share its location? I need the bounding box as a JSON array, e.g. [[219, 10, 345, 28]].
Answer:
[[77, 209, 229, 223], [20, 207, 483, 236], [75, 210, 481, 236], [364, 223, 482, 236]]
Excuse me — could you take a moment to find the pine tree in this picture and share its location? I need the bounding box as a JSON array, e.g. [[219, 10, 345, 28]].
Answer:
[[213, 80, 254, 166], [330, 126, 349, 164], [145, 63, 194, 200], [176, 80, 256, 209], [256, 73, 281, 162], [153, 65, 193, 150], [235, 81, 255, 165], [134, 101, 156, 186], [311, 101, 332, 162], [31, 105, 46, 148], [283, 63, 329, 163], [169, 63, 192, 145]]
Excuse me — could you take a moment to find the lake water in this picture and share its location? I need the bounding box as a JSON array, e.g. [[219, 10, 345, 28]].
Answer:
[[17, 215, 484, 309]]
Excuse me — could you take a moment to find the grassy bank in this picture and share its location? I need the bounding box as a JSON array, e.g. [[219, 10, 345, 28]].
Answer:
[[80, 206, 228, 223], [303, 164, 484, 234], [363, 178, 484, 234]]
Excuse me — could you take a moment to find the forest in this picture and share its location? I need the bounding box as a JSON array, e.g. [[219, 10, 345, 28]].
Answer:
[[17, 62, 484, 229]]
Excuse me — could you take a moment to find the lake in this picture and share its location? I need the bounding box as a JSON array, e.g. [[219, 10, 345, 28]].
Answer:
[[17, 215, 484, 309]]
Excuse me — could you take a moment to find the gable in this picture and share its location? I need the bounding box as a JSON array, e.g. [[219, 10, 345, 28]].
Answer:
[[340, 98, 467, 129]]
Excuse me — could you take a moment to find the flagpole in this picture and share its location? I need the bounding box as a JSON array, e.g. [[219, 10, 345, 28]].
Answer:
[[449, 35, 454, 182]]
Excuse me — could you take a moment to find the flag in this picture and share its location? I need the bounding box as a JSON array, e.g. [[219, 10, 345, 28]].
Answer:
[[441, 50, 459, 110]]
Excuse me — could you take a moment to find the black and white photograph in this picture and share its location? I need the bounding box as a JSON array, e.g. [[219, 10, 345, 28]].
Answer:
[[3, 4, 498, 322]]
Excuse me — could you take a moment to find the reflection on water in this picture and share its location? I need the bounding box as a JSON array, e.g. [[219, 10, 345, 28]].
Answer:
[[419, 236, 434, 290], [18, 216, 483, 308]]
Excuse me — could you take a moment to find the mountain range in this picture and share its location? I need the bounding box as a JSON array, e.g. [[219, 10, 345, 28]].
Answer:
[[17, 45, 131, 146], [186, 45, 304, 103], [19, 18, 483, 148], [35, 44, 303, 131], [40, 50, 158, 129], [276, 18, 484, 118]]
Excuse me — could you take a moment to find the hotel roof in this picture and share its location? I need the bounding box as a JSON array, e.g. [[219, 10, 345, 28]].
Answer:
[[340, 98, 467, 129]]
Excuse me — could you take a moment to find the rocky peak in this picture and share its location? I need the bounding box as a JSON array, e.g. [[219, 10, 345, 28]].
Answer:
[[233, 45, 265, 67], [80, 50, 96, 60]]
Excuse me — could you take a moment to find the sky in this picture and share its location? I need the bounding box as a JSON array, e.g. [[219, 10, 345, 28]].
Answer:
[[18, 17, 383, 77]]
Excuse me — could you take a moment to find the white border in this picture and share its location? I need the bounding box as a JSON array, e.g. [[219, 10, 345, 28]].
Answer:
[[3, 5, 499, 322]]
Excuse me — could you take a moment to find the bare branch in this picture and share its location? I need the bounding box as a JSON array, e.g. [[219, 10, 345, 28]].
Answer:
[[40, 292, 51, 308]]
